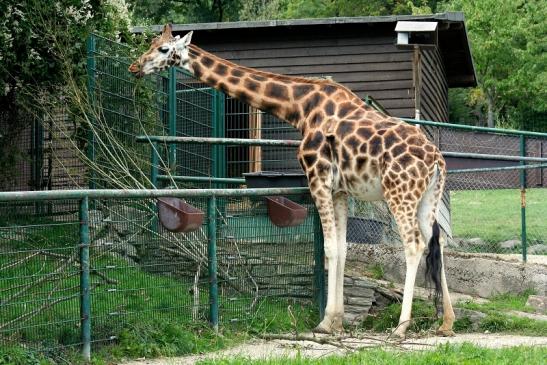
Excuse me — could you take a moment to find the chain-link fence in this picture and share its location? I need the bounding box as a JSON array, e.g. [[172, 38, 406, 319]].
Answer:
[[0, 189, 322, 355]]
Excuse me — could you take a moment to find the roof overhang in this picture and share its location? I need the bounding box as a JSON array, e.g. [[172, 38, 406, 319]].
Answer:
[[132, 12, 477, 88]]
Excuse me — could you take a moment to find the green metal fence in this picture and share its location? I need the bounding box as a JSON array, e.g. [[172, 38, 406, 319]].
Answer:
[[0, 188, 323, 359], [400, 119, 547, 260], [86, 32, 545, 261]]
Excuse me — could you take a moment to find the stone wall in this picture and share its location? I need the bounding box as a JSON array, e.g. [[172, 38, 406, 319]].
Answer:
[[347, 243, 547, 298]]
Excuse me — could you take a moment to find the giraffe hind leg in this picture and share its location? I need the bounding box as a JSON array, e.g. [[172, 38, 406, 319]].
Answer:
[[417, 165, 455, 336], [390, 206, 425, 339]]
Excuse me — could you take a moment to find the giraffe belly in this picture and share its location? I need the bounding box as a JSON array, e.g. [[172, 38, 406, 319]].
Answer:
[[346, 176, 384, 202]]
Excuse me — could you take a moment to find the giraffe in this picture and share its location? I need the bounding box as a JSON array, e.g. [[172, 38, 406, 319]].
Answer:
[[129, 24, 455, 338]]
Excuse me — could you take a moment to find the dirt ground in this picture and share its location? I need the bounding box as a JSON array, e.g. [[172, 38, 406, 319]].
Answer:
[[122, 333, 547, 365]]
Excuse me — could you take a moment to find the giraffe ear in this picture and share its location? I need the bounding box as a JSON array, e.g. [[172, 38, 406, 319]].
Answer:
[[183, 31, 193, 45], [161, 23, 173, 39], [175, 31, 193, 50]]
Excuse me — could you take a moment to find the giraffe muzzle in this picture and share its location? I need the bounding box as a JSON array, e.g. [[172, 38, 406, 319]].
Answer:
[[128, 63, 144, 78]]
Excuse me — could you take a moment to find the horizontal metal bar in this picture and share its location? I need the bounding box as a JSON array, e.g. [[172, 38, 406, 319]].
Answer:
[[402, 118, 547, 138], [0, 187, 310, 202], [157, 175, 245, 184], [176, 87, 213, 94], [136, 136, 301, 147], [443, 151, 547, 163], [138, 136, 545, 161], [448, 163, 547, 174]]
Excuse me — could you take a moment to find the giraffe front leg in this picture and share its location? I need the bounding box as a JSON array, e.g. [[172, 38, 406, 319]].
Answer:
[[311, 189, 341, 334], [333, 192, 348, 330]]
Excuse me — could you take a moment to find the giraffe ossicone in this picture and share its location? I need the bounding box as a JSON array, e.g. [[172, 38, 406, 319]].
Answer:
[[129, 24, 456, 338]]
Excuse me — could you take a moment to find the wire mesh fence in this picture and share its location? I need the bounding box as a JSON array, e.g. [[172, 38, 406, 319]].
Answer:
[[0, 191, 321, 353], [5, 33, 545, 262]]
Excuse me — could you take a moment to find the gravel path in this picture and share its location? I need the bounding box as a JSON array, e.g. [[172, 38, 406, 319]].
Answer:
[[121, 333, 547, 365]]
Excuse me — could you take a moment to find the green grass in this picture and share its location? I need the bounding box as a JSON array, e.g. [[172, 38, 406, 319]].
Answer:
[[478, 313, 547, 336], [368, 264, 385, 280], [361, 300, 438, 333], [454, 290, 547, 336], [458, 290, 536, 313], [0, 215, 319, 364], [451, 188, 547, 244], [360, 296, 547, 337], [196, 343, 547, 365]]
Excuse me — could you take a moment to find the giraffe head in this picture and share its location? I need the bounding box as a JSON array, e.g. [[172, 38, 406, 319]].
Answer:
[[129, 24, 193, 78]]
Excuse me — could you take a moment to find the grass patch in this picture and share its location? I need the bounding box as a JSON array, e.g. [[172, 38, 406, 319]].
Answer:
[[458, 290, 536, 313], [0, 214, 319, 364], [451, 188, 547, 243], [479, 313, 547, 336], [196, 343, 547, 365], [361, 300, 438, 333], [368, 264, 384, 280], [455, 290, 547, 336]]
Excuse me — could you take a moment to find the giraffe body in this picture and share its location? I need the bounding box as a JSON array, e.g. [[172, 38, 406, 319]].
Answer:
[[130, 25, 455, 338]]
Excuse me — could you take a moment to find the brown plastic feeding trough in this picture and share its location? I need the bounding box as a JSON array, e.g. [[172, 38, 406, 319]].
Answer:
[[265, 196, 308, 227], [157, 197, 204, 233]]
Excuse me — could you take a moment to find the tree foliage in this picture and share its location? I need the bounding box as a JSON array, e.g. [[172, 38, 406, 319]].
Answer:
[[129, 0, 440, 23], [442, 0, 546, 129], [0, 0, 131, 100], [130, 0, 241, 24], [0, 0, 132, 187]]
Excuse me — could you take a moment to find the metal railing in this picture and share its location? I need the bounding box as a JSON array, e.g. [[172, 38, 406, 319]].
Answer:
[[401, 118, 546, 261], [0, 187, 323, 360]]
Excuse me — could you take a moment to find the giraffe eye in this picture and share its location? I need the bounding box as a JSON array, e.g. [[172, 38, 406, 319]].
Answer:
[[158, 46, 170, 53]]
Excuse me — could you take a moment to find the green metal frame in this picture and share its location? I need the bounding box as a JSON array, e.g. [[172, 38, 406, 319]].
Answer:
[[403, 118, 547, 139], [211, 88, 226, 189], [207, 196, 219, 330], [79, 196, 91, 361], [157, 175, 245, 184], [168, 67, 177, 173], [136, 135, 302, 147], [0, 188, 310, 202], [0, 186, 319, 358], [86, 36, 97, 190], [520, 136, 527, 262]]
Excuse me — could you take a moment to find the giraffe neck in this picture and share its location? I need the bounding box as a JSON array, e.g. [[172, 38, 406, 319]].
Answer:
[[180, 44, 333, 132]]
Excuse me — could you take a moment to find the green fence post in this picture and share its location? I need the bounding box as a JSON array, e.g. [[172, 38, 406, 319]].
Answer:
[[150, 142, 159, 232], [79, 196, 92, 361], [211, 90, 226, 188], [32, 119, 45, 214], [168, 67, 177, 173], [520, 135, 527, 262], [86, 35, 96, 191], [150, 142, 159, 188], [207, 196, 219, 331], [313, 211, 326, 320]]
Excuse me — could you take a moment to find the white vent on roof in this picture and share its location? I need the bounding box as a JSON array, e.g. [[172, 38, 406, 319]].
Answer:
[[395, 21, 438, 49]]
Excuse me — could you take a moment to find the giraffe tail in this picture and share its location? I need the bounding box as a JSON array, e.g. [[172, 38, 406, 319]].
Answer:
[[425, 219, 442, 313]]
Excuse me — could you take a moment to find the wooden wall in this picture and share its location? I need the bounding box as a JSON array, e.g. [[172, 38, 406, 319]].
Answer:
[[420, 48, 449, 122], [195, 25, 417, 118]]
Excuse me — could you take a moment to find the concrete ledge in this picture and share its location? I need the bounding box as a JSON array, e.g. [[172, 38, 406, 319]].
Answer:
[[346, 244, 547, 298]]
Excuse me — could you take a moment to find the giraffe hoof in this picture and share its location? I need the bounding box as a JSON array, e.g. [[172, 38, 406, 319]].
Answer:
[[313, 316, 343, 334], [313, 323, 333, 334], [390, 330, 406, 341], [436, 329, 455, 337]]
